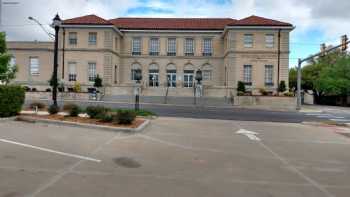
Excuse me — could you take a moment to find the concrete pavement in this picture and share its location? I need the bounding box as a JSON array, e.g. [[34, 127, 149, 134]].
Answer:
[[1, 117, 350, 196]]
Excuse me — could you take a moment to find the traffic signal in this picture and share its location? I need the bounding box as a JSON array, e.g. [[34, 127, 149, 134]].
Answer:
[[341, 35, 348, 51]]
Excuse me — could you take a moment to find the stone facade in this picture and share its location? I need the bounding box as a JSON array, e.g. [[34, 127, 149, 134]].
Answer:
[[7, 15, 294, 98]]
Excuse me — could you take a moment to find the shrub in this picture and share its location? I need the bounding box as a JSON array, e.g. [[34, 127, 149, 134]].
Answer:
[[115, 109, 136, 125], [284, 92, 294, 97], [134, 109, 156, 117], [278, 81, 287, 92], [31, 88, 37, 92], [48, 104, 59, 115], [86, 106, 109, 119], [259, 88, 268, 96], [237, 91, 245, 96], [96, 112, 114, 122], [0, 85, 25, 117], [94, 74, 103, 88], [63, 103, 76, 111], [73, 82, 81, 93], [46, 88, 51, 92], [29, 102, 46, 110], [69, 105, 81, 117], [237, 81, 246, 93]]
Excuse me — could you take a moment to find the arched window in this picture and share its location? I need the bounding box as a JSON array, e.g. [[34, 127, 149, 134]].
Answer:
[[202, 64, 213, 81], [131, 63, 142, 81], [149, 63, 159, 87], [166, 64, 177, 87], [183, 64, 194, 88]]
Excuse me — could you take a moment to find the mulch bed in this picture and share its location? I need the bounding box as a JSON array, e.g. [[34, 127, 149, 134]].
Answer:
[[20, 114, 145, 128]]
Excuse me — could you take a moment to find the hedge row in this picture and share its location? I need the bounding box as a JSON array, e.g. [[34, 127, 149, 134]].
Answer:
[[0, 85, 25, 117]]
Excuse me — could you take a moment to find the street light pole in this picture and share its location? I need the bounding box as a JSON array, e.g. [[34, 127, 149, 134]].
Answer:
[[296, 58, 302, 110], [51, 14, 62, 107]]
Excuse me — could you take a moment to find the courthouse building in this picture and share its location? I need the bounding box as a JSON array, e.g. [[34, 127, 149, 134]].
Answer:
[[8, 14, 294, 97]]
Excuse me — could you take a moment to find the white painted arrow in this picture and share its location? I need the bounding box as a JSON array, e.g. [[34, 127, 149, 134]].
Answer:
[[236, 129, 261, 141]]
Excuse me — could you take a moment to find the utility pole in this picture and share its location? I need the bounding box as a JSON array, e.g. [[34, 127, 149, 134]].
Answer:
[[296, 35, 349, 110]]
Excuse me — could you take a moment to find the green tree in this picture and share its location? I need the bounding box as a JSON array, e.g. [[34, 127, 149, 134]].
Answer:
[[288, 67, 297, 91], [0, 32, 18, 84], [296, 50, 350, 103]]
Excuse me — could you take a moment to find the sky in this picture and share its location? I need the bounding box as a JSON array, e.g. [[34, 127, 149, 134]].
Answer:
[[1, 0, 349, 67]]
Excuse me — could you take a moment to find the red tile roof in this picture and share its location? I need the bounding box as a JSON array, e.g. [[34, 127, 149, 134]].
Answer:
[[108, 18, 236, 30], [63, 14, 112, 25], [62, 15, 292, 30], [230, 15, 292, 27]]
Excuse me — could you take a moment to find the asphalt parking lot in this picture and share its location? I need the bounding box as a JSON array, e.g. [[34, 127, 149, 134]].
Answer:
[[1, 117, 350, 197]]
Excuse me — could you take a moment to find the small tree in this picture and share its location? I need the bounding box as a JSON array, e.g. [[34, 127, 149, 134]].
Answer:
[[94, 74, 102, 88], [0, 32, 18, 84], [278, 80, 287, 92], [237, 81, 246, 93]]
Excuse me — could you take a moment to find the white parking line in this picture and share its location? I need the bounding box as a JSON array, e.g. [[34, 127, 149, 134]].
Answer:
[[0, 138, 101, 163]]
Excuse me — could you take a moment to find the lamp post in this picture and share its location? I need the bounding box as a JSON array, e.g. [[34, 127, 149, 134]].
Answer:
[[51, 14, 62, 107], [194, 69, 203, 105], [134, 70, 142, 111]]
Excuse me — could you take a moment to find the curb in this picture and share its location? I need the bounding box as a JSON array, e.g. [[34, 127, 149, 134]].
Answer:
[[16, 116, 150, 133], [0, 116, 18, 122]]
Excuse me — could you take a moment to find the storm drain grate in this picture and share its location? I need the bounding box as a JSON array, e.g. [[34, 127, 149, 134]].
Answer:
[[113, 157, 141, 168]]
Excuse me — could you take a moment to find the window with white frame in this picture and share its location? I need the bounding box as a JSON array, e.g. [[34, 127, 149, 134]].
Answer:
[[265, 65, 274, 86], [244, 34, 253, 48], [185, 38, 194, 56], [167, 38, 176, 56], [131, 64, 142, 81], [88, 62, 96, 82], [29, 57, 39, 75], [88, 32, 97, 45], [243, 65, 252, 85], [132, 37, 141, 55], [202, 38, 212, 56], [149, 64, 159, 87], [68, 62, 77, 81], [149, 38, 159, 56], [183, 70, 194, 87], [166, 64, 177, 87], [265, 34, 274, 48], [68, 32, 77, 45], [203, 70, 212, 81]]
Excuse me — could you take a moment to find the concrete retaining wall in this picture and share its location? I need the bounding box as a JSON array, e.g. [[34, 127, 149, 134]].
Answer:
[[234, 96, 297, 111], [26, 92, 90, 100]]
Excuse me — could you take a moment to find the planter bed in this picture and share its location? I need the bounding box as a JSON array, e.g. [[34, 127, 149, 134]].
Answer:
[[18, 114, 149, 133]]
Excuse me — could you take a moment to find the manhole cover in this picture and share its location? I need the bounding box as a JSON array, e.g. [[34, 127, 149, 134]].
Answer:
[[113, 157, 141, 168]]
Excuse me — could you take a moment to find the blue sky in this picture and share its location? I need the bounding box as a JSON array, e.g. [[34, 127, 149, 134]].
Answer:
[[3, 0, 349, 67]]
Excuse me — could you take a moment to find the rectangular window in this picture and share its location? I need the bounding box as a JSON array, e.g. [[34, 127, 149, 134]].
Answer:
[[10, 57, 16, 68], [88, 62, 96, 82], [149, 38, 159, 56], [243, 65, 252, 85], [244, 34, 253, 48], [203, 70, 212, 81], [183, 70, 194, 87], [115, 37, 118, 51], [265, 34, 274, 48], [184, 38, 194, 56], [149, 69, 159, 87], [68, 32, 77, 45], [29, 57, 39, 75], [265, 65, 274, 86], [132, 37, 141, 55], [68, 62, 77, 82], [167, 38, 176, 56], [167, 70, 176, 87], [88, 32, 97, 45], [202, 38, 212, 56]]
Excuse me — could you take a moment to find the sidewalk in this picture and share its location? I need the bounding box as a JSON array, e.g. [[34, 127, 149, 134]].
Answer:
[[301, 104, 350, 114]]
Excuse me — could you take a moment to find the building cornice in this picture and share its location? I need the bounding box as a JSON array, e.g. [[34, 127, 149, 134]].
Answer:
[[222, 25, 295, 37], [60, 25, 124, 37], [119, 29, 224, 33]]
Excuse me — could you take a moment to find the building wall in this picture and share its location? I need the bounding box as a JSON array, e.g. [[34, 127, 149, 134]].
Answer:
[[7, 26, 292, 97]]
